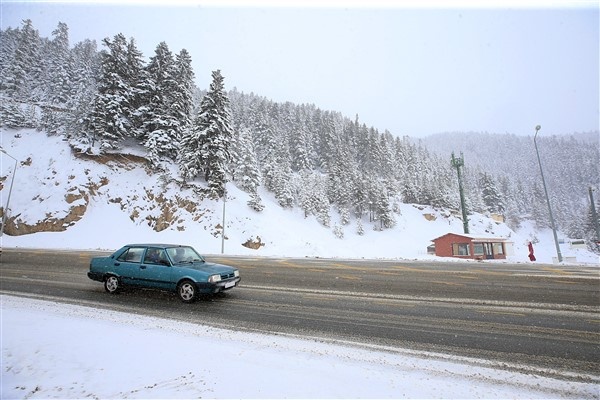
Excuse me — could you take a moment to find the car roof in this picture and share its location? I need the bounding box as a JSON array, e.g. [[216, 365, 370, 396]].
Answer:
[[124, 244, 191, 249]]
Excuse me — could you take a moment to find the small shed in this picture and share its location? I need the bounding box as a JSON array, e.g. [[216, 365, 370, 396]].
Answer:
[[431, 233, 509, 260]]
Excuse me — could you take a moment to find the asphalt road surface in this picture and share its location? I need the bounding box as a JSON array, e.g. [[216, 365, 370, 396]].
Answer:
[[1, 248, 598, 380]]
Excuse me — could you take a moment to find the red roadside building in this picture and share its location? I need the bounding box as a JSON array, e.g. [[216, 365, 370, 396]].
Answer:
[[431, 233, 509, 260]]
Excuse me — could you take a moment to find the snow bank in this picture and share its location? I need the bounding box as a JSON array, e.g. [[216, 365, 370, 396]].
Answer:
[[2, 295, 597, 399]]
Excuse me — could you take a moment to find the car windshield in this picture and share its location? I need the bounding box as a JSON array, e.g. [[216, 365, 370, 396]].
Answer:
[[166, 246, 204, 264]]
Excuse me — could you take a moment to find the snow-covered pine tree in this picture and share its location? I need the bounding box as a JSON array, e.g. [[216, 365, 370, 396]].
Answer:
[[290, 110, 313, 172], [327, 145, 356, 213], [398, 140, 421, 204], [125, 37, 151, 140], [479, 172, 505, 215], [356, 218, 365, 236], [64, 39, 100, 150], [530, 182, 550, 229], [88, 33, 135, 151], [372, 180, 396, 229], [142, 42, 181, 169], [0, 27, 19, 94], [179, 69, 233, 198], [0, 26, 25, 127], [247, 192, 265, 212], [40, 22, 73, 135], [583, 194, 600, 253], [4, 20, 42, 102], [173, 49, 195, 136], [0, 20, 42, 128], [233, 127, 262, 195], [251, 105, 294, 207]]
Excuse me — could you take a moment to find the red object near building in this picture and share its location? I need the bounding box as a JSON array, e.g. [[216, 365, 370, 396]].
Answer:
[[528, 242, 536, 261], [431, 233, 508, 260]]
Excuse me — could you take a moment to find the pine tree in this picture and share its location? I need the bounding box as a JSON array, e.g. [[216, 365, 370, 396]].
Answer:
[[143, 42, 181, 168], [479, 172, 505, 215], [89, 33, 135, 151], [583, 194, 600, 253], [174, 49, 195, 135], [0, 20, 42, 128], [372, 181, 396, 229], [47, 22, 72, 104], [65, 39, 100, 150], [0, 27, 19, 94], [233, 127, 262, 194], [125, 37, 150, 140], [290, 111, 312, 172], [5, 20, 42, 102], [247, 192, 265, 212], [40, 22, 73, 135], [179, 70, 233, 198]]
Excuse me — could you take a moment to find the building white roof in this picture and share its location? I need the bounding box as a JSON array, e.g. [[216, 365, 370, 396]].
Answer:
[[432, 233, 509, 242]]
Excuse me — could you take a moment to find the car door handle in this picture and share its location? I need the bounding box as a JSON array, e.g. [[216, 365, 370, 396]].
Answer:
[[114, 262, 120, 266], [140, 265, 147, 269]]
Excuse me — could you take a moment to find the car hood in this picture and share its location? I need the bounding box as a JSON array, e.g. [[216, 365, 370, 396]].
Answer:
[[178, 262, 234, 274]]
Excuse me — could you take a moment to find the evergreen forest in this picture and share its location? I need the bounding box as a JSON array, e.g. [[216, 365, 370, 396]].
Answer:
[[1, 20, 598, 250]]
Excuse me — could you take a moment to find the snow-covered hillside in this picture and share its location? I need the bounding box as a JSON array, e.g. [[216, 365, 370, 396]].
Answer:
[[1, 128, 598, 265]]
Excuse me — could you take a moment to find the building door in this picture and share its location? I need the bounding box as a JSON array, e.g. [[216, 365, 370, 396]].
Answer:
[[484, 243, 494, 259]]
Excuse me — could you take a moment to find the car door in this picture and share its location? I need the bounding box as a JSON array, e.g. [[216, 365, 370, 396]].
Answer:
[[139, 247, 173, 290], [114, 246, 146, 286]]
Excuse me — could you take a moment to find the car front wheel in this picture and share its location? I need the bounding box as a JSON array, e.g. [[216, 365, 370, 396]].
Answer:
[[104, 275, 120, 294], [177, 280, 197, 303]]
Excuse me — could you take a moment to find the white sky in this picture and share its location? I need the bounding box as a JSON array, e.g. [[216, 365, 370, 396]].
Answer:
[[1, 1, 598, 137]]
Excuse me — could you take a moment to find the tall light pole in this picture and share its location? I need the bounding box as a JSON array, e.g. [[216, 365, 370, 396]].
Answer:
[[451, 152, 469, 234], [221, 185, 226, 254], [589, 187, 600, 246], [533, 125, 562, 262], [0, 148, 18, 237]]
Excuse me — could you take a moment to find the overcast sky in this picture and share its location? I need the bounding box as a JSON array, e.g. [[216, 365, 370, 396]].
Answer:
[[1, 1, 598, 137]]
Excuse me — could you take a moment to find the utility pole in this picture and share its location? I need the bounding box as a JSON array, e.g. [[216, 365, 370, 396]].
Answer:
[[451, 152, 469, 234], [221, 186, 226, 254], [589, 186, 600, 245], [0, 148, 18, 237], [533, 125, 562, 263]]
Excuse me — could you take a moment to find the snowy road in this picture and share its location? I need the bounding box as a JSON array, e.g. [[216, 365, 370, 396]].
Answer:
[[2, 248, 599, 380]]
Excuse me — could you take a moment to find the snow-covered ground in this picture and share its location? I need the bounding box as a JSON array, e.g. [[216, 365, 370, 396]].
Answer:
[[1, 129, 598, 265], [2, 295, 598, 399], [1, 128, 599, 399]]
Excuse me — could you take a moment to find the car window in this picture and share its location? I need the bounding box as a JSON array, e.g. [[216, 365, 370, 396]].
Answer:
[[143, 248, 168, 265], [117, 247, 144, 263], [166, 246, 203, 263]]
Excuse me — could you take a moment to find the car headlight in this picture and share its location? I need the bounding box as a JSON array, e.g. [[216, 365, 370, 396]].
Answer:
[[234, 270, 240, 278], [208, 274, 222, 283]]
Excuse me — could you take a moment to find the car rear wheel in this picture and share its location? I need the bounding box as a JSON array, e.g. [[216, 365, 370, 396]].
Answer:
[[104, 275, 120, 294], [177, 280, 197, 303]]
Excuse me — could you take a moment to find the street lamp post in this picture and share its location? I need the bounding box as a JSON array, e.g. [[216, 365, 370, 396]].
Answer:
[[221, 186, 226, 254], [533, 125, 562, 263], [0, 148, 18, 237], [589, 187, 600, 246]]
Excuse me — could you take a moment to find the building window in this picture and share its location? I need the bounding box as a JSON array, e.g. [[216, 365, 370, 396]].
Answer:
[[452, 243, 470, 256], [473, 243, 484, 255], [493, 243, 504, 255]]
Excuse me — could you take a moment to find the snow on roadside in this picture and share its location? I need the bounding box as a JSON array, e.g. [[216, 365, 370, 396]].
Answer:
[[1, 295, 597, 399], [1, 128, 599, 265]]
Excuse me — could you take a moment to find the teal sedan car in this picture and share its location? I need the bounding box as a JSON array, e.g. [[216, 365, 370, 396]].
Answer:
[[88, 244, 240, 303]]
